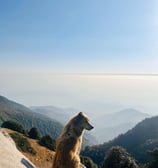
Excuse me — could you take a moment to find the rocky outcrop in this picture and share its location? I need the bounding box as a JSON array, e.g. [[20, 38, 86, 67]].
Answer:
[[0, 128, 36, 168]]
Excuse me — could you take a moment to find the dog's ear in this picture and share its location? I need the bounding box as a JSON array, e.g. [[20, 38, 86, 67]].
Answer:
[[74, 112, 84, 124], [78, 112, 83, 115], [78, 112, 84, 118]]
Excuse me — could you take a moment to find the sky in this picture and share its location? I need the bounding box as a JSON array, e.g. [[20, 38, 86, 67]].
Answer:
[[1, 1, 158, 115], [0, 0, 158, 73]]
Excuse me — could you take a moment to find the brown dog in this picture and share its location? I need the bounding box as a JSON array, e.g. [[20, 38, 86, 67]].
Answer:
[[52, 112, 94, 168]]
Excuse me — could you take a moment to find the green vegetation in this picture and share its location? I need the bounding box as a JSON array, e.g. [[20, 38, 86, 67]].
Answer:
[[28, 127, 41, 140], [82, 116, 158, 166], [145, 148, 158, 168], [102, 146, 139, 168], [1, 120, 26, 134], [0, 95, 63, 139], [39, 134, 56, 151], [10, 132, 36, 155]]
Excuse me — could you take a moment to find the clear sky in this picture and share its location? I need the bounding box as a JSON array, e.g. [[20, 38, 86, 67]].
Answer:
[[0, 0, 158, 73], [1, 1, 158, 116]]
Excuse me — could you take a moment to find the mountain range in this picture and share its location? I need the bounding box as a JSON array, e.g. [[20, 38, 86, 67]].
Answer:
[[30, 105, 75, 124], [1, 95, 158, 167], [31, 105, 150, 143], [0, 95, 63, 139], [0, 95, 95, 147], [92, 108, 150, 142], [82, 114, 158, 166]]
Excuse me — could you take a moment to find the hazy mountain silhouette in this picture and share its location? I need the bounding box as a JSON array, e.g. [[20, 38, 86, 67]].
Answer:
[[93, 108, 150, 142], [30, 106, 76, 124]]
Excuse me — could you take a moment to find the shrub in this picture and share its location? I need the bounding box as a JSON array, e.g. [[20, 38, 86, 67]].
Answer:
[[102, 146, 139, 168], [146, 148, 158, 168], [28, 127, 41, 139], [39, 135, 56, 151], [10, 132, 36, 155], [1, 120, 26, 134]]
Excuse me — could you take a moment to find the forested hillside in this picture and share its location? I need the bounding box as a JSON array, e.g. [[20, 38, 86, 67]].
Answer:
[[82, 115, 158, 166], [0, 95, 63, 138]]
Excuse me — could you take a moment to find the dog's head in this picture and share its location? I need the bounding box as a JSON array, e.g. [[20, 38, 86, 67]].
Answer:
[[77, 112, 94, 130]]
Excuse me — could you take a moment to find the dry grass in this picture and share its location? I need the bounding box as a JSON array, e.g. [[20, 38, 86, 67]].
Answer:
[[4, 128, 55, 168], [24, 138, 55, 168]]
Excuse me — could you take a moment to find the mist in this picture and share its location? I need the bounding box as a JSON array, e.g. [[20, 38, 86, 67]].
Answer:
[[1, 73, 158, 117]]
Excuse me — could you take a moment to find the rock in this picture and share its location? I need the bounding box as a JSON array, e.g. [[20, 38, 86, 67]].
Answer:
[[0, 128, 36, 168]]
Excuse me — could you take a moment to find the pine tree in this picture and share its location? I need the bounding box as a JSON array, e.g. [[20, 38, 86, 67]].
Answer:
[[28, 127, 41, 139]]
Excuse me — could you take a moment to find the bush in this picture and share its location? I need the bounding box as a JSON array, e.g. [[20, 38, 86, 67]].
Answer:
[[10, 132, 36, 155], [146, 148, 158, 168], [102, 146, 139, 168], [39, 135, 56, 151], [28, 127, 41, 139], [1, 120, 26, 134]]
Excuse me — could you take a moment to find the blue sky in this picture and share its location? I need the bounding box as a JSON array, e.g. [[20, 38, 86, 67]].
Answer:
[[0, 0, 158, 73]]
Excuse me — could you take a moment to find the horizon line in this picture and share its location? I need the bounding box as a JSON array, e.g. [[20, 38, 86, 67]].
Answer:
[[1, 72, 158, 76], [55, 73, 158, 76]]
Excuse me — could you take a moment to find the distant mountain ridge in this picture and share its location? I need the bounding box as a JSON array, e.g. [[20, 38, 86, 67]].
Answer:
[[82, 115, 158, 166], [30, 105, 75, 124], [0, 95, 63, 138], [92, 108, 150, 142], [31, 105, 150, 143]]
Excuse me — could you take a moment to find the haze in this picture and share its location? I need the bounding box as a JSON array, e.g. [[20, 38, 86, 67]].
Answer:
[[0, 73, 158, 116]]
